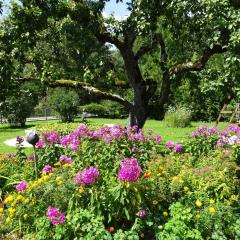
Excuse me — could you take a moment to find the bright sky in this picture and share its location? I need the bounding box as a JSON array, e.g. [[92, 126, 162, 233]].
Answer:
[[1, 0, 128, 19]]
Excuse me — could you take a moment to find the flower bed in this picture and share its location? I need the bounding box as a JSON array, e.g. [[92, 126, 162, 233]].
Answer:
[[0, 124, 240, 239]]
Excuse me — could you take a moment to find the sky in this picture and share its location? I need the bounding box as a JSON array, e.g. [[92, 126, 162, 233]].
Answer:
[[1, 0, 129, 19]]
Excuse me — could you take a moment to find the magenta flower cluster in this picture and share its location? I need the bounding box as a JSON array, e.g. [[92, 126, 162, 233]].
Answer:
[[59, 155, 73, 164], [46, 131, 60, 145], [47, 206, 65, 225], [165, 141, 183, 152], [43, 165, 53, 174], [192, 126, 218, 138], [16, 136, 24, 144], [16, 180, 27, 192], [118, 157, 142, 182], [35, 140, 45, 149], [74, 166, 100, 186], [137, 209, 146, 218]]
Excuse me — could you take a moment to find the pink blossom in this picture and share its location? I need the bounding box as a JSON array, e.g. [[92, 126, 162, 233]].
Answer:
[[155, 135, 162, 142], [174, 144, 183, 152], [16, 136, 24, 144], [46, 131, 60, 145], [35, 140, 45, 149], [16, 180, 27, 192], [47, 206, 65, 225], [43, 165, 53, 173], [59, 155, 73, 164], [74, 166, 100, 186], [118, 157, 142, 182], [165, 141, 175, 149], [137, 209, 146, 218]]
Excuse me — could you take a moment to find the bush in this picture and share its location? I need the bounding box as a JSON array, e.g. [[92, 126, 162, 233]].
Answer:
[[81, 103, 107, 117], [164, 106, 192, 128], [48, 88, 79, 122]]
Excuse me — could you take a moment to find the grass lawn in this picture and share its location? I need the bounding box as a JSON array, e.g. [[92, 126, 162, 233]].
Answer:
[[0, 118, 229, 155]]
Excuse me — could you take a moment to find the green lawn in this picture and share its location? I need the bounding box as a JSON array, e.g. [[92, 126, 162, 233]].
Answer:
[[0, 118, 229, 155]]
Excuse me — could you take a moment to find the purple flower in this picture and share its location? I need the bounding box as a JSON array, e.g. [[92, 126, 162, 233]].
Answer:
[[43, 165, 53, 173], [174, 144, 183, 152], [137, 209, 146, 218], [16, 136, 24, 144], [47, 206, 65, 225], [46, 131, 60, 145], [35, 140, 45, 149], [59, 155, 73, 164], [70, 145, 79, 152], [118, 157, 142, 182], [74, 166, 100, 186], [27, 155, 35, 162], [16, 180, 27, 192], [165, 141, 175, 149], [154, 135, 162, 142]]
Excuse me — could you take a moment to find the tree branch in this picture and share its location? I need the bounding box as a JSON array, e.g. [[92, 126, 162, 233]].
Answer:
[[170, 45, 227, 75], [135, 33, 164, 60], [50, 79, 133, 110], [95, 31, 124, 50]]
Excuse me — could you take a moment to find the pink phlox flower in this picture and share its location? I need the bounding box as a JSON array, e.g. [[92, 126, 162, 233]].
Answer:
[[137, 209, 146, 218], [35, 140, 45, 149], [43, 165, 53, 173], [118, 157, 142, 182], [47, 206, 65, 225], [59, 155, 73, 163], [74, 166, 100, 185], [46, 131, 60, 145], [16, 180, 27, 192], [16, 136, 24, 144], [154, 135, 162, 142], [165, 141, 175, 149], [174, 143, 183, 152]]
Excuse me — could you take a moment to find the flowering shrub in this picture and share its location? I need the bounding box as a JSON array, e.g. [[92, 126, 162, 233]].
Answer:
[[1, 124, 240, 239]]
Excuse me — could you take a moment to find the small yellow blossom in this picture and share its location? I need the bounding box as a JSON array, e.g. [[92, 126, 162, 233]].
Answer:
[[78, 186, 84, 193], [43, 175, 49, 181], [140, 233, 144, 238], [152, 200, 158, 205], [8, 207, 16, 217], [23, 214, 28, 220], [209, 199, 215, 204], [6, 217, 11, 223], [0, 208, 4, 214], [183, 186, 189, 192], [16, 195, 25, 202], [163, 211, 168, 217], [56, 176, 62, 182], [49, 173, 53, 177], [195, 200, 202, 208], [195, 213, 201, 220], [208, 207, 216, 213], [24, 198, 30, 204], [4, 195, 14, 204], [57, 180, 63, 185]]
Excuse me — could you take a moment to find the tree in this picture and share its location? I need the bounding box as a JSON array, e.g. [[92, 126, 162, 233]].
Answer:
[[2, 0, 240, 128]]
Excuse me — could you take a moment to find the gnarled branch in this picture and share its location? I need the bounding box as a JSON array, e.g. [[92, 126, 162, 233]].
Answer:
[[170, 45, 227, 75], [135, 33, 164, 61], [50, 79, 133, 110]]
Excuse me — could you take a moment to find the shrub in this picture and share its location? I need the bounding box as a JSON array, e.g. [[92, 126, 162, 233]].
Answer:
[[48, 88, 79, 122], [81, 103, 107, 117], [164, 106, 192, 128]]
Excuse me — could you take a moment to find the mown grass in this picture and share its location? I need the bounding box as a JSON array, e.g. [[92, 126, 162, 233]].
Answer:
[[0, 118, 229, 155]]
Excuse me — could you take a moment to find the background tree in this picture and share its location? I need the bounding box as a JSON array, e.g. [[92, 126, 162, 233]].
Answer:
[[1, 0, 239, 127]]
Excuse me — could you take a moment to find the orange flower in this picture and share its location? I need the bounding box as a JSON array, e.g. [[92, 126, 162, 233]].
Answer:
[[143, 172, 152, 178], [108, 226, 115, 233]]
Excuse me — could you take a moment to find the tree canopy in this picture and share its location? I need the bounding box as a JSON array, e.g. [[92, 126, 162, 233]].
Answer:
[[0, 0, 239, 127]]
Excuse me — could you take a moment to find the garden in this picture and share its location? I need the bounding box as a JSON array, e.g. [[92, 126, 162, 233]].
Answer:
[[0, 0, 240, 239]]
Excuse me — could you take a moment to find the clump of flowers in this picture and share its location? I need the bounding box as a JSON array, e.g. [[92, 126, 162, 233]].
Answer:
[[118, 157, 142, 182], [47, 206, 65, 225], [16, 180, 27, 192], [74, 166, 100, 186], [59, 155, 73, 164], [16, 136, 24, 144], [137, 209, 146, 218], [43, 165, 53, 174], [35, 140, 45, 149], [165, 141, 183, 152], [46, 131, 60, 145]]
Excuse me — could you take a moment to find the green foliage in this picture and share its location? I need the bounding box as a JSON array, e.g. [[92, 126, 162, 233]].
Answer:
[[1, 83, 39, 127], [48, 88, 79, 122], [164, 106, 192, 128]]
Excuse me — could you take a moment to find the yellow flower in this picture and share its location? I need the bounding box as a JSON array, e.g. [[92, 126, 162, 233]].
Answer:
[[16, 195, 25, 202], [183, 186, 189, 192], [56, 176, 62, 182], [4, 195, 14, 204], [49, 173, 53, 177], [152, 200, 158, 205], [78, 186, 84, 193], [0, 208, 4, 214], [8, 207, 16, 217], [163, 211, 168, 217], [172, 176, 179, 182], [195, 200, 202, 208], [209, 198, 215, 204], [208, 207, 216, 213], [43, 175, 49, 181], [6, 217, 11, 223], [23, 214, 28, 220], [195, 213, 201, 220], [57, 180, 63, 185], [140, 233, 144, 238], [24, 198, 30, 204]]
